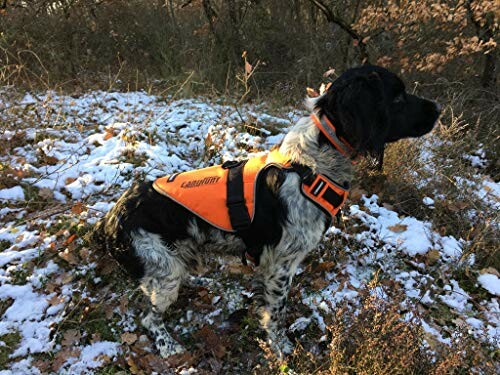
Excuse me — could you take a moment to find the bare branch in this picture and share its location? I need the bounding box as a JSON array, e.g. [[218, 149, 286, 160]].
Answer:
[[307, 0, 369, 63]]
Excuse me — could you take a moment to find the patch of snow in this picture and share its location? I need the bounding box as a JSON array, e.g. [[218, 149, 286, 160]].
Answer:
[[478, 274, 500, 296], [0, 186, 25, 201]]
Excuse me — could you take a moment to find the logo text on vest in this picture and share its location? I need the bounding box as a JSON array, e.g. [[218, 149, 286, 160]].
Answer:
[[180, 176, 221, 188]]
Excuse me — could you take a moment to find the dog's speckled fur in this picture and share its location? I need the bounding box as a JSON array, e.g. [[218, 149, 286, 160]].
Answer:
[[90, 65, 441, 358]]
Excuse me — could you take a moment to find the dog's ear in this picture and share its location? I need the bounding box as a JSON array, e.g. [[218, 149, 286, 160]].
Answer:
[[319, 72, 389, 158]]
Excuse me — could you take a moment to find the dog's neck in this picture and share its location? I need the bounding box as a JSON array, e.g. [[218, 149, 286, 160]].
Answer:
[[279, 115, 353, 186]]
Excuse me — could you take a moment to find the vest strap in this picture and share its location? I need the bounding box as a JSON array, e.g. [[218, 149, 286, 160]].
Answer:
[[225, 160, 262, 266], [226, 160, 251, 231]]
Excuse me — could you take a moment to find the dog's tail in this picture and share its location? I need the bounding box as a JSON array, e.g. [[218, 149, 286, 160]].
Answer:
[[85, 218, 107, 252]]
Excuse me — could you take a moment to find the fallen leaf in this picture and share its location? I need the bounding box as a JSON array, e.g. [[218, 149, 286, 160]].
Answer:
[[349, 187, 367, 202], [91, 333, 101, 343], [388, 224, 408, 233], [314, 261, 336, 273], [65, 234, 77, 245], [104, 304, 115, 319], [62, 329, 81, 347], [59, 248, 79, 265], [51, 348, 81, 372], [121, 332, 138, 345], [103, 128, 115, 141], [44, 155, 59, 165], [226, 263, 253, 275], [311, 278, 329, 290], [38, 188, 53, 200], [119, 294, 129, 314], [126, 355, 142, 375], [196, 326, 226, 358], [426, 249, 441, 265], [65, 177, 77, 185], [71, 202, 85, 214], [447, 200, 468, 212], [47, 294, 65, 306], [382, 203, 395, 211], [480, 267, 499, 277]]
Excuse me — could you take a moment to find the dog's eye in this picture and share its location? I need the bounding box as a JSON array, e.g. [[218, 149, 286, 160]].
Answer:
[[393, 94, 405, 104]]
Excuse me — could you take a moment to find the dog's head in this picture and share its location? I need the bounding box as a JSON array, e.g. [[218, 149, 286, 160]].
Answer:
[[314, 65, 441, 158]]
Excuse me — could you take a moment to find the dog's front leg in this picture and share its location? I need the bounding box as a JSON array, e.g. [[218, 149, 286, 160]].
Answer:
[[254, 249, 305, 358], [140, 274, 185, 358]]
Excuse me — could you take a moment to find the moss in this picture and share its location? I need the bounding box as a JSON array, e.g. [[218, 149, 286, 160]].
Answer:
[[95, 364, 130, 374], [83, 307, 119, 342], [0, 240, 12, 252], [9, 266, 30, 286], [0, 331, 21, 370]]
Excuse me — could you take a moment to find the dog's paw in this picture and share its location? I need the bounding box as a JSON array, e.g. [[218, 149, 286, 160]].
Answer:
[[157, 338, 186, 358]]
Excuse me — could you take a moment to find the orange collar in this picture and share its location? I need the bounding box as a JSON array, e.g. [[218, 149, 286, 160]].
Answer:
[[311, 114, 357, 164]]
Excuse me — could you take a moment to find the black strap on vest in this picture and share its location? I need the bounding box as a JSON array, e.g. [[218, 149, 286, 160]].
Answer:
[[225, 160, 251, 230], [224, 160, 259, 265]]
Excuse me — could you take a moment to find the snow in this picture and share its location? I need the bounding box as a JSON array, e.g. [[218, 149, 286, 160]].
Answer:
[[0, 186, 25, 201], [60, 342, 121, 374], [423, 197, 434, 206], [478, 274, 500, 296], [0, 88, 498, 372]]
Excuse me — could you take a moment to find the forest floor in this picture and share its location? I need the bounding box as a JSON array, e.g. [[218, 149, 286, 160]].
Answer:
[[0, 88, 498, 374]]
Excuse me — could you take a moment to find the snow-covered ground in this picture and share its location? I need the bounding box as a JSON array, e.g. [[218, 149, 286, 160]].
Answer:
[[0, 89, 498, 373]]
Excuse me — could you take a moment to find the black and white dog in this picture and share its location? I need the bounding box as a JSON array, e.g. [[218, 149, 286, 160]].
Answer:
[[90, 65, 440, 358]]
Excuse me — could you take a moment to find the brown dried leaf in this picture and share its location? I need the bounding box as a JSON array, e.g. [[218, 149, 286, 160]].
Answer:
[[65, 234, 77, 245], [59, 248, 79, 265], [349, 187, 367, 202], [382, 203, 395, 211], [47, 294, 64, 306], [447, 200, 468, 212], [480, 267, 499, 277], [119, 294, 129, 314], [46, 281, 60, 293], [163, 351, 194, 368], [51, 348, 81, 372], [65, 177, 77, 185], [61, 329, 81, 347], [426, 249, 441, 265], [38, 188, 53, 200], [196, 326, 226, 358], [126, 355, 143, 375], [45, 155, 59, 165], [103, 128, 115, 141], [226, 263, 253, 275], [71, 202, 85, 215], [388, 224, 408, 233], [121, 332, 138, 345], [104, 304, 115, 320], [314, 261, 336, 273], [311, 278, 329, 291]]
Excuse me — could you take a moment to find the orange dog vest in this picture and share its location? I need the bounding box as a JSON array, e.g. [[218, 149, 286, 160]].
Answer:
[[153, 150, 349, 233]]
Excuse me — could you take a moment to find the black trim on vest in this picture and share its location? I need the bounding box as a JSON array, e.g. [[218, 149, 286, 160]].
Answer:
[[226, 160, 251, 231], [224, 160, 261, 265]]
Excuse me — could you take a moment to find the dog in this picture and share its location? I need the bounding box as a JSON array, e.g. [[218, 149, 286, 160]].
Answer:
[[90, 65, 441, 358]]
